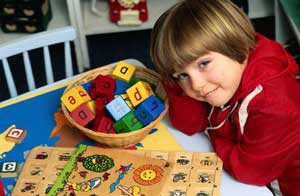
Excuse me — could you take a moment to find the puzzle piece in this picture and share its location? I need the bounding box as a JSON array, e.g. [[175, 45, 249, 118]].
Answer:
[[12, 146, 222, 196], [5, 127, 26, 144], [0, 161, 18, 177]]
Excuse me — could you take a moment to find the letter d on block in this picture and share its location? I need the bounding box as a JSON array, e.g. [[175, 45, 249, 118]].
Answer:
[[126, 81, 152, 107]]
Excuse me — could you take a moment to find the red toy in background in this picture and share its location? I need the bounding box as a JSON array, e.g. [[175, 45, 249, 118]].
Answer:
[[109, 0, 148, 25], [0, 178, 4, 196]]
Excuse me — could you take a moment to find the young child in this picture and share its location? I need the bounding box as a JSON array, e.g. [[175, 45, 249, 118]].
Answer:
[[150, 0, 300, 196]]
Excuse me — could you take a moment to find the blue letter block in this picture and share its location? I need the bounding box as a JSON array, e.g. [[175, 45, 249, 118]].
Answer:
[[134, 95, 165, 126], [105, 96, 131, 121], [114, 79, 131, 95]]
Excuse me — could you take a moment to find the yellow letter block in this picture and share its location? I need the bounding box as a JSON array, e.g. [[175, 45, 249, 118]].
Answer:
[[86, 100, 96, 114], [120, 94, 134, 109], [61, 86, 91, 112], [112, 61, 136, 82], [126, 81, 153, 107]]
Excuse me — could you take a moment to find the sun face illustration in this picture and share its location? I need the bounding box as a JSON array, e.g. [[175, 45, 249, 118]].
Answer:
[[133, 164, 163, 185]]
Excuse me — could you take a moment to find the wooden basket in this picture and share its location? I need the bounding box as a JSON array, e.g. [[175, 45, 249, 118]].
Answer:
[[61, 64, 169, 148]]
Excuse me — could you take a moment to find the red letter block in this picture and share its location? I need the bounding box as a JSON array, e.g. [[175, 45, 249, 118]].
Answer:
[[70, 103, 95, 127], [89, 74, 115, 98], [95, 116, 116, 134]]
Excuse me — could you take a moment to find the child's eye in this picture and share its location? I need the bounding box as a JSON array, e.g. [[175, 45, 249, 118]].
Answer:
[[198, 61, 209, 69], [172, 73, 188, 81]]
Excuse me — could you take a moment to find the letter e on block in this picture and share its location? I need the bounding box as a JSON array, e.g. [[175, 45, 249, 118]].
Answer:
[[5, 127, 26, 144], [61, 86, 91, 112], [112, 61, 136, 82]]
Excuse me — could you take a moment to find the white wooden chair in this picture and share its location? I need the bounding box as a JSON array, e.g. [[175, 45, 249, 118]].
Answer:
[[0, 26, 76, 99]]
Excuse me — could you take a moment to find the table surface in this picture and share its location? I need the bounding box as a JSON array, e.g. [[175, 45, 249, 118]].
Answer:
[[0, 59, 272, 196]]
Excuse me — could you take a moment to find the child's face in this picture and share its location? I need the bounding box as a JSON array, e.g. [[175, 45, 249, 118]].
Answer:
[[172, 52, 247, 107]]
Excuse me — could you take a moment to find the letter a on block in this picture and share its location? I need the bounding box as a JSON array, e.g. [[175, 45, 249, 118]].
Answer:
[[112, 61, 136, 82]]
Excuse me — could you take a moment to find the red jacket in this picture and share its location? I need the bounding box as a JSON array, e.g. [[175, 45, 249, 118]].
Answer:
[[0, 178, 4, 196], [165, 33, 300, 196]]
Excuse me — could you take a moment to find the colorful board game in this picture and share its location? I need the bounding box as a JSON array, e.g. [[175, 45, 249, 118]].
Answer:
[[11, 145, 222, 196]]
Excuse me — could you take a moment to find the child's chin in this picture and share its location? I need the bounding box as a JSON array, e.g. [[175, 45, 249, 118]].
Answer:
[[208, 99, 229, 107]]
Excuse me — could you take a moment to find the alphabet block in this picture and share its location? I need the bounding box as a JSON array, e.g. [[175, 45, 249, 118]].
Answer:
[[95, 116, 116, 134], [119, 94, 134, 109], [86, 100, 96, 114], [89, 74, 115, 98], [112, 61, 136, 82], [61, 86, 91, 112], [0, 161, 18, 177], [70, 103, 95, 127], [134, 95, 165, 126], [95, 96, 114, 114], [113, 111, 143, 133], [126, 81, 153, 107], [5, 127, 26, 144], [105, 96, 131, 121], [90, 113, 105, 131], [114, 79, 131, 95], [129, 76, 140, 85]]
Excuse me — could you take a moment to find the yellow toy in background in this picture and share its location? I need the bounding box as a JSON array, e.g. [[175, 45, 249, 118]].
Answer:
[[61, 86, 91, 112]]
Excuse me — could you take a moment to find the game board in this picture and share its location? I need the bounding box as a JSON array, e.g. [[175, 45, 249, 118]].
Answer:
[[11, 146, 222, 196]]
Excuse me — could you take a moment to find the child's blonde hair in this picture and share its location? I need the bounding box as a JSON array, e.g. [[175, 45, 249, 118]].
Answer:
[[150, 0, 256, 85]]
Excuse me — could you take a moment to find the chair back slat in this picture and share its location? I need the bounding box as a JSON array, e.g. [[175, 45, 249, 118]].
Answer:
[[43, 46, 54, 84], [0, 27, 76, 59], [22, 51, 36, 91], [64, 41, 73, 77], [0, 26, 76, 101], [2, 58, 17, 97]]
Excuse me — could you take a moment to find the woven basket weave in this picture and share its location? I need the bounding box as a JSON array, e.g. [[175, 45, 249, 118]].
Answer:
[[61, 64, 169, 147]]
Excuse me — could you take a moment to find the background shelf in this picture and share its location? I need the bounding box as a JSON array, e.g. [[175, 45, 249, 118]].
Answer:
[[0, 0, 70, 43]]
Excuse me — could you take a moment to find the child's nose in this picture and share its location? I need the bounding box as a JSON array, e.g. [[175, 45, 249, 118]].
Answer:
[[190, 74, 205, 91]]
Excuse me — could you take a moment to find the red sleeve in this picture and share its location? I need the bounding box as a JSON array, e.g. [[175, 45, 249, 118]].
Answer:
[[163, 82, 209, 135], [0, 178, 4, 196], [209, 90, 300, 185]]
